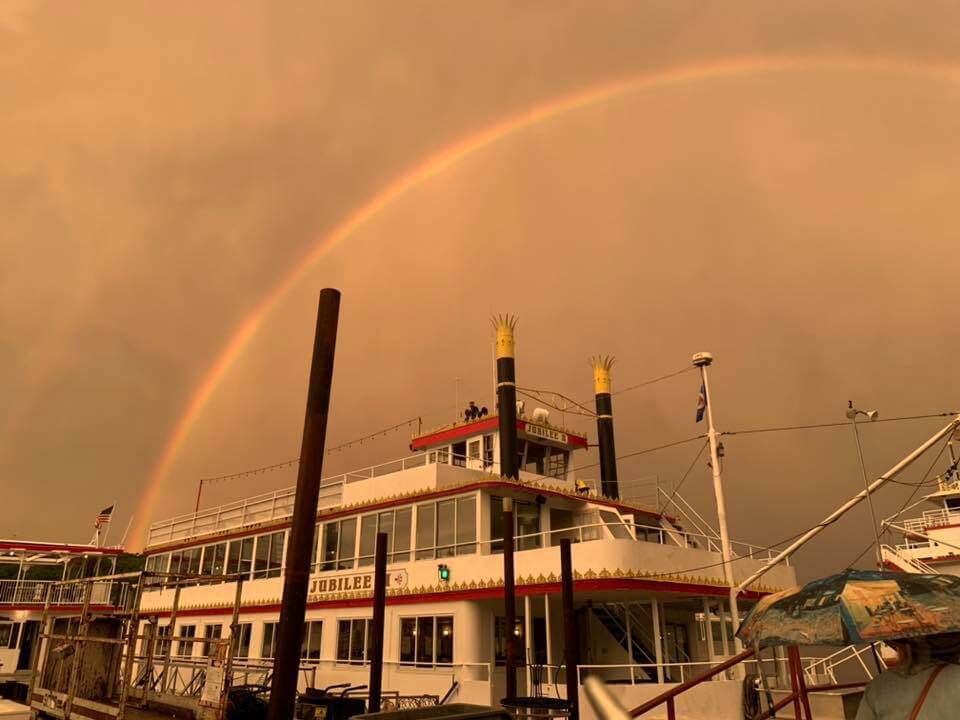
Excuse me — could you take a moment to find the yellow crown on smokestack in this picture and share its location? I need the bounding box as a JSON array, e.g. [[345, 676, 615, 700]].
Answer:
[[591, 355, 615, 395], [492, 314, 518, 359]]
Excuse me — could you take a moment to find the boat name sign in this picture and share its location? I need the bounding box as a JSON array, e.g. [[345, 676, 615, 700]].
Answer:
[[309, 569, 409, 598], [523, 422, 569, 445]]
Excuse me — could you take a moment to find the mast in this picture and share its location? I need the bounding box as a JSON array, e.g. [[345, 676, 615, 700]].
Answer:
[[692, 351, 742, 653]]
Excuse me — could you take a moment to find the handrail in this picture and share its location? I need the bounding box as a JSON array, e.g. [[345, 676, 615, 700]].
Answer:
[[629, 647, 756, 716]]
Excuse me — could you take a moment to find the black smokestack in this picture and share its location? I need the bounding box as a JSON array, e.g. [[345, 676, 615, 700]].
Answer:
[[494, 315, 519, 479], [592, 356, 619, 499]]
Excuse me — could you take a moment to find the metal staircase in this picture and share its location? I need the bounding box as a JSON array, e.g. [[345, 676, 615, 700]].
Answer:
[[879, 544, 936, 574], [590, 603, 670, 682]]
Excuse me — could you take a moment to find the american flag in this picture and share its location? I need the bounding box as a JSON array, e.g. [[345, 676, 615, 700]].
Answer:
[[94, 505, 114, 529], [695, 383, 707, 423]]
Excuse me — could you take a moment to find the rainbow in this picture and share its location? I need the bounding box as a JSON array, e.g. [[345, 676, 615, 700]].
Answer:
[[128, 55, 960, 549]]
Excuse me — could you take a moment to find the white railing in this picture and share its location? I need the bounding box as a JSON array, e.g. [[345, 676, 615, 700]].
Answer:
[[880, 544, 937, 574], [0, 579, 128, 607], [902, 508, 960, 534], [802, 645, 875, 685], [576, 656, 808, 686], [147, 454, 442, 546]]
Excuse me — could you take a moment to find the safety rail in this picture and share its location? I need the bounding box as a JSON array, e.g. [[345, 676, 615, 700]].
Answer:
[[802, 644, 875, 685], [902, 507, 960, 534], [0, 578, 128, 607], [880, 544, 937, 574], [627, 646, 865, 720]]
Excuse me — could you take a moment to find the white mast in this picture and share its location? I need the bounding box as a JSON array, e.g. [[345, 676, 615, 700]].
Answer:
[[692, 351, 742, 654]]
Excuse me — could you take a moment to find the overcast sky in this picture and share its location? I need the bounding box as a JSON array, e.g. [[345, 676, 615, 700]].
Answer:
[[3, 2, 960, 577]]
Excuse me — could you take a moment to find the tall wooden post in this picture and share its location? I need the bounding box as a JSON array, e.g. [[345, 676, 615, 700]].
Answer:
[[368, 533, 388, 712], [268, 290, 341, 720], [560, 539, 579, 720], [503, 497, 517, 701]]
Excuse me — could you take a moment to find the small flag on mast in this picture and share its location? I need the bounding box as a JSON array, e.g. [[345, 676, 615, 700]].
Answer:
[[95, 505, 114, 529], [696, 383, 707, 423]]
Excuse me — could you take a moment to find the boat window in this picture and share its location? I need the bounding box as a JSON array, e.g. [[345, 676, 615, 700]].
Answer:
[[416, 496, 477, 559], [456, 496, 477, 554], [947, 498, 960, 510], [599, 510, 633, 539], [176, 625, 196, 657], [524, 442, 547, 475], [399, 616, 453, 666], [338, 519, 357, 569], [544, 449, 569, 480], [8, 623, 20, 649], [490, 496, 541, 552], [437, 500, 456, 557], [321, 522, 340, 571], [201, 542, 227, 577], [232, 623, 252, 659], [301, 620, 323, 662], [415, 504, 436, 560], [494, 616, 526, 666], [468, 440, 481, 461], [356, 508, 412, 566], [428, 447, 450, 465], [203, 624, 222, 657], [181, 547, 201, 576], [483, 434, 495, 469], [261, 622, 278, 658], [358, 515, 378, 567], [254, 532, 284, 579], [227, 537, 254, 578], [393, 507, 412, 562], [0, 624, 11, 648], [452, 441, 467, 467], [156, 625, 173, 657], [336, 618, 371, 664]]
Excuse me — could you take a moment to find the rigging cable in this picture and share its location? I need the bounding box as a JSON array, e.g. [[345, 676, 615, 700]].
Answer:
[[656, 439, 710, 519]]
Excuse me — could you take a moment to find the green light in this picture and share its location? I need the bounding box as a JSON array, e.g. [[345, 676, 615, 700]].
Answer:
[[438, 564, 450, 582]]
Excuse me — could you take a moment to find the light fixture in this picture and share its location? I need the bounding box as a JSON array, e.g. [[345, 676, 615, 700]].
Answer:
[[438, 564, 450, 582], [442, 627, 451, 637]]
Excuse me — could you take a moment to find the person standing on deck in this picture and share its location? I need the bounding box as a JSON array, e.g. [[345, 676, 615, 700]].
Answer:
[[855, 632, 960, 719]]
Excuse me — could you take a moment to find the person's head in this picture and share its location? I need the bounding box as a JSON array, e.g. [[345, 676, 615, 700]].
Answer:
[[889, 632, 960, 668]]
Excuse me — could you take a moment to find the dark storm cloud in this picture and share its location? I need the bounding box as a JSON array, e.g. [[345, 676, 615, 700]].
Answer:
[[2, 1, 960, 577]]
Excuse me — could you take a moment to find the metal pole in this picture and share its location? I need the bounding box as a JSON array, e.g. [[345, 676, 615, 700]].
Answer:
[[64, 580, 94, 719], [160, 583, 181, 693], [117, 575, 145, 720], [368, 532, 388, 713], [268, 289, 341, 720], [738, 415, 960, 592], [524, 595, 533, 694], [693, 355, 742, 653], [851, 417, 883, 567], [503, 497, 518, 701], [560, 539, 579, 720], [26, 584, 53, 711], [222, 576, 245, 718], [195, 479, 204, 513]]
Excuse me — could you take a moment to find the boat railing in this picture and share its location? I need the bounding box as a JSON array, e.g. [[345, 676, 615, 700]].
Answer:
[[0, 578, 127, 607], [879, 544, 937, 574], [147, 453, 446, 546], [902, 507, 960, 534], [801, 644, 876, 685]]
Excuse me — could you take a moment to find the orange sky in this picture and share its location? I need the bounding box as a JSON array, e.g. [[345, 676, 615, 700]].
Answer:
[[2, 2, 960, 576]]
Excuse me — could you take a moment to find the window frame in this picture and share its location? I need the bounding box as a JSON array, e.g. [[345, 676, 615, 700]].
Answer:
[[399, 615, 454, 668], [335, 618, 371, 665]]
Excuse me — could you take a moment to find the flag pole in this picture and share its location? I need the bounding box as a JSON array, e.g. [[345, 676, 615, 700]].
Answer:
[[693, 352, 743, 656]]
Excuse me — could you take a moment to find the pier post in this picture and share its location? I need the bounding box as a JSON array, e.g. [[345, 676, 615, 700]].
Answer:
[[503, 497, 518, 701], [560, 539, 579, 720], [368, 532, 388, 713], [268, 289, 341, 720]]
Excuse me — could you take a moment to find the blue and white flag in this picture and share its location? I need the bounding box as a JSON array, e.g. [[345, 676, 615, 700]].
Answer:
[[695, 383, 707, 423]]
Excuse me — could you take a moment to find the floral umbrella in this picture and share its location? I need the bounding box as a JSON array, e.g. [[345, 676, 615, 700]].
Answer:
[[736, 569, 960, 648]]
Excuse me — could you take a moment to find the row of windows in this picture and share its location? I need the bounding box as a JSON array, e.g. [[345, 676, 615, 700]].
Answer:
[[148, 616, 450, 664], [145, 491, 556, 579], [147, 493, 484, 579]]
